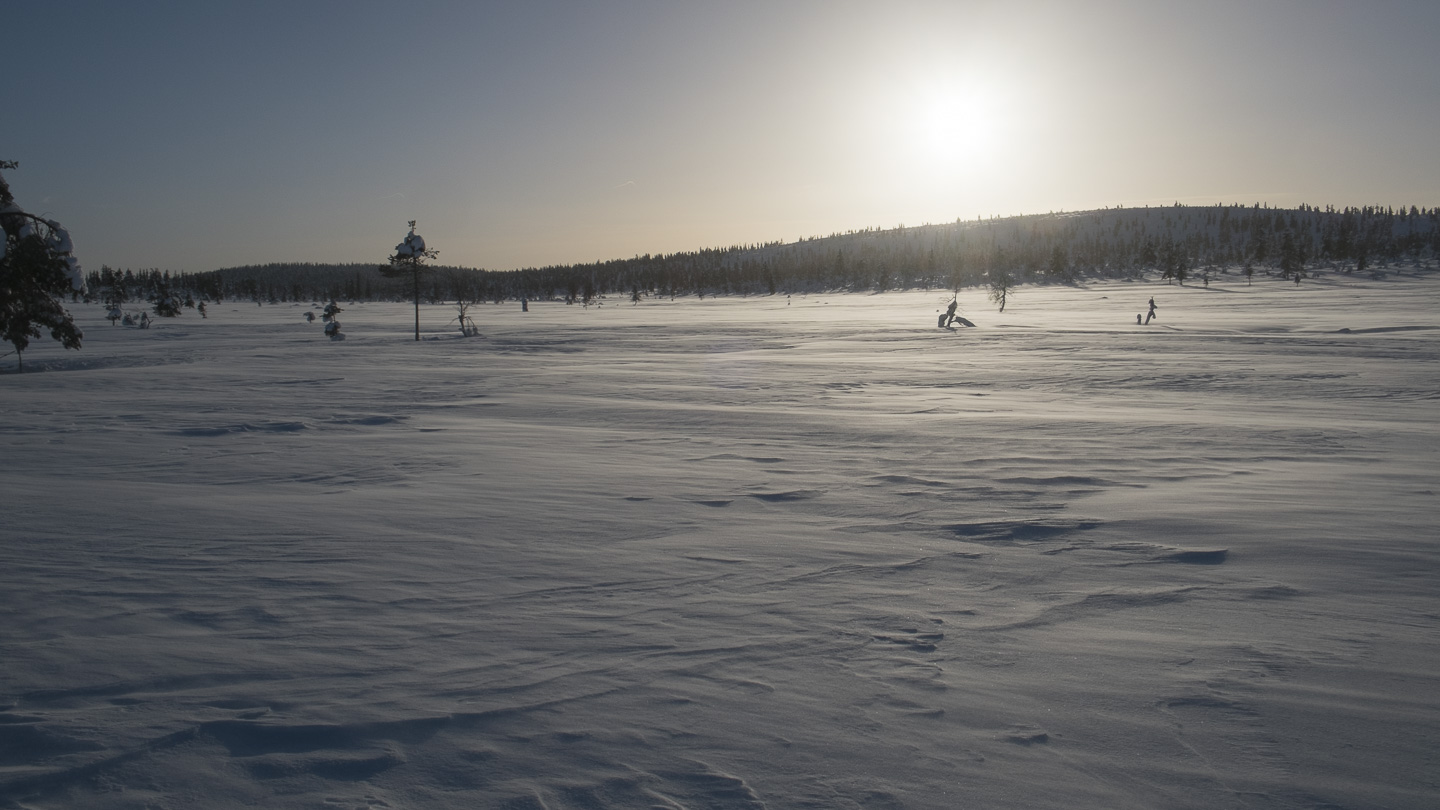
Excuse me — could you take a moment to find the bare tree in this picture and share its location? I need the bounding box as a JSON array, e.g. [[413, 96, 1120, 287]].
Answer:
[[987, 268, 1014, 313]]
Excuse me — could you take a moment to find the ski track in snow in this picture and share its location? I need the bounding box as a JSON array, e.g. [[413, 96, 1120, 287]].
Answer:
[[2, 274, 1439, 809]]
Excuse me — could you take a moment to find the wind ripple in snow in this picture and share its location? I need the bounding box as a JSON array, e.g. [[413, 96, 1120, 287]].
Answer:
[[3, 284, 1438, 809], [176, 421, 310, 436]]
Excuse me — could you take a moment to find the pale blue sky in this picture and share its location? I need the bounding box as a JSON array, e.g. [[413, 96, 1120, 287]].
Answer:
[[7, 0, 1439, 271]]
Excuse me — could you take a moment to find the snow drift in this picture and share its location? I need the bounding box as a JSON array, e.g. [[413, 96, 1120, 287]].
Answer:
[[2, 271, 1438, 809]]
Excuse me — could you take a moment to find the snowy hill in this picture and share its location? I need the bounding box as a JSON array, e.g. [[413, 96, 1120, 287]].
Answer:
[[88, 204, 1440, 305]]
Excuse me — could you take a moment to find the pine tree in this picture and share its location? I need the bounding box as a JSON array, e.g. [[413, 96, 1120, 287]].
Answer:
[[381, 221, 438, 341], [1, 161, 84, 371], [1157, 238, 1188, 285]]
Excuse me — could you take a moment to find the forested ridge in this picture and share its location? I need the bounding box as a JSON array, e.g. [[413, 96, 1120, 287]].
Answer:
[[86, 203, 1440, 307]]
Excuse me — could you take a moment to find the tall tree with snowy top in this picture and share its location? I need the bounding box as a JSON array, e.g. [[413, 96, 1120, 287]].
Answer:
[[381, 221, 438, 341], [1, 161, 86, 371]]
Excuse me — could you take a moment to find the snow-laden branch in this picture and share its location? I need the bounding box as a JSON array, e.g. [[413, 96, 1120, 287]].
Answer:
[[394, 230, 426, 257], [1, 204, 85, 292]]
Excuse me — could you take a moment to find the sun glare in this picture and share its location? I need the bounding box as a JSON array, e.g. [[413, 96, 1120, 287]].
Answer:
[[845, 63, 1035, 213], [909, 86, 1002, 168]]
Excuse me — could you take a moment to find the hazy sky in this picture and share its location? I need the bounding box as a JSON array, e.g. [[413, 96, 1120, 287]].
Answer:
[[7, 0, 1439, 272]]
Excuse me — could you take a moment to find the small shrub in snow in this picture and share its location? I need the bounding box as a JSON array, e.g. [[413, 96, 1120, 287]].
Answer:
[[987, 267, 1014, 313], [322, 300, 344, 339]]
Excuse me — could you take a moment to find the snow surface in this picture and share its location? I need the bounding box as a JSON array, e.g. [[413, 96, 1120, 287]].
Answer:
[[3, 272, 1439, 809]]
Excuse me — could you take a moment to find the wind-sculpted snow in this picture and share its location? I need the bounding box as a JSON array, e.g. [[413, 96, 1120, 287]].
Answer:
[[2, 272, 1439, 808]]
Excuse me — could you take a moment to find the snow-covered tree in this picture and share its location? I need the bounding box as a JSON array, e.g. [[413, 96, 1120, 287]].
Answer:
[[382, 221, 438, 341], [1, 161, 86, 371], [322, 300, 344, 339], [152, 287, 183, 317]]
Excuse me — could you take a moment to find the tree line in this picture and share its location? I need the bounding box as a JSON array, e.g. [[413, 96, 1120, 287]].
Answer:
[[87, 203, 1440, 308]]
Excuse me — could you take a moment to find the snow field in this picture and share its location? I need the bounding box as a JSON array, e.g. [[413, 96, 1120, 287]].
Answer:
[[2, 271, 1439, 809]]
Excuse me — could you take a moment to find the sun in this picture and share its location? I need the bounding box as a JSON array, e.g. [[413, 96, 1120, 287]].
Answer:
[[847, 67, 1027, 202], [907, 86, 1003, 168]]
